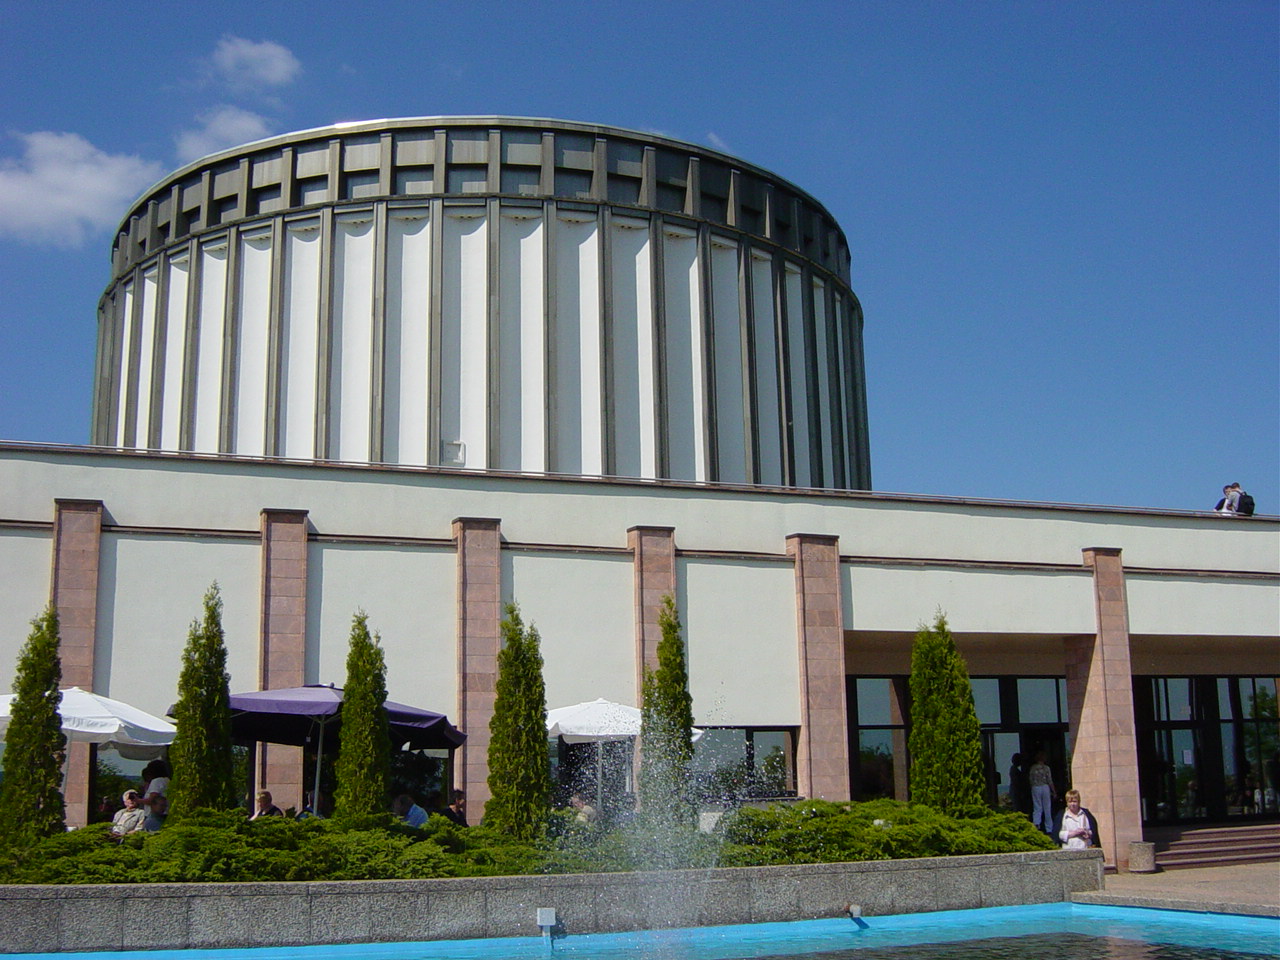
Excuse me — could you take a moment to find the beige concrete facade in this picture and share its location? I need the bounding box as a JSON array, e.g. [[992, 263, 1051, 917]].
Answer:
[[0, 444, 1276, 868]]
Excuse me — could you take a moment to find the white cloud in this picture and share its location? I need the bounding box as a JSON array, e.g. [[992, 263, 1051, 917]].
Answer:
[[0, 132, 164, 247], [706, 131, 732, 153], [212, 36, 301, 90], [175, 105, 273, 164]]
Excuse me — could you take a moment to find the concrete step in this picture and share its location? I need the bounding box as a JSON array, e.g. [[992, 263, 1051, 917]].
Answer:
[[1150, 821, 1280, 870], [1156, 849, 1280, 870]]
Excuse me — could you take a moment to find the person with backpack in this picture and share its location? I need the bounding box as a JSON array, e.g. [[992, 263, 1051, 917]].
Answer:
[[1215, 483, 1255, 516]]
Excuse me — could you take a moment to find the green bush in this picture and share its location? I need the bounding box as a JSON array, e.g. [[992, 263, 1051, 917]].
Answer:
[[716, 798, 1055, 867], [0, 798, 1053, 885]]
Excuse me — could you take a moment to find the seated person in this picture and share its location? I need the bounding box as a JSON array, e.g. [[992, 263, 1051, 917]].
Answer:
[[444, 788, 468, 827], [570, 793, 598, 825], [392, 793, 428, 827], [296, 790, 328, 820], [110, 790, 147, 836], [249, 790, 285, 820], [140, 759, 171, 832]]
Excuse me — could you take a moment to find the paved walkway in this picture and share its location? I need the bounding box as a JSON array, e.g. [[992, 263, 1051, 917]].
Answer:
[[1073, 861, 1280, 917]]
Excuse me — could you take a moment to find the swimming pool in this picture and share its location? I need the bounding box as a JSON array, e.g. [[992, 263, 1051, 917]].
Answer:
[[13, 903, 1278, 960]]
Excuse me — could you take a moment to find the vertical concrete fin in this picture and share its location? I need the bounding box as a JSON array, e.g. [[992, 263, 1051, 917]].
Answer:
[[51, 499, 105, 829], [258, 509, 309, 809], [627, 525, 676, 700], [787, 533, 850, 801], [1070, 546, 1143, 870], [454, 517, 502, 814]]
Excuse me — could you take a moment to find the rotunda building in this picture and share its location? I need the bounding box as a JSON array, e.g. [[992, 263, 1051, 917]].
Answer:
[[93, 117, 869, 489]]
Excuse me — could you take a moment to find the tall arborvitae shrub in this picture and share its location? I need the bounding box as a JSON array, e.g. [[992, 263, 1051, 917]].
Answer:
[[907, 612, 985, 813], [0, 605, 66, 840], [333, 612, 391, 820], [485, 604, 550, 841], [639, 594, 695, 822], [168, 584, 237, 817]]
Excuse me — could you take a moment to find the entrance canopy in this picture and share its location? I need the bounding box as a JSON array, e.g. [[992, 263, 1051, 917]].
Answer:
[[0, 686, 175, 760]]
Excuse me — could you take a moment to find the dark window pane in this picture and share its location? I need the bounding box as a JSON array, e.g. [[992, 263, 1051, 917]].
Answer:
[[856, 678, 892, 726], [857, 729, 897, 800], [750, 731, 790, 795], [971, 678, 1000, 725], [1218, 677, 1234, 719], [1165, 678, 1191, 721], [1018, 678, 1060, 724], [1249, 678, 1277, 719], [692, 729, 746, 774]]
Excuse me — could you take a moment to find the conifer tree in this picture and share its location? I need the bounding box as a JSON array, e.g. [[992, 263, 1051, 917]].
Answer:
[[484, 604, 550, 841], [639, 594, 695, 822], [333, 611, 391, 819], [907, 612, 985, 813], [168, 584, 237, 817], [0, 605, 66, 840]]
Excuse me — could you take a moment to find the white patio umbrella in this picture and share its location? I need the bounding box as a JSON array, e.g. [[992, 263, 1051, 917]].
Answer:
[[0, 686, 175, 760], [546, 699, 703, 808], [546, 698, 643, 742]]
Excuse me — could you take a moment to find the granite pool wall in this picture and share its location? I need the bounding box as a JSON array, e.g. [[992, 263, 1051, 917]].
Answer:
[[1, 848, 1104, 953]]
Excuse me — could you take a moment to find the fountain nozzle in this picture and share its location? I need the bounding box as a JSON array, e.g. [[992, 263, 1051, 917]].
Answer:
[[844, 903, 870, 930]]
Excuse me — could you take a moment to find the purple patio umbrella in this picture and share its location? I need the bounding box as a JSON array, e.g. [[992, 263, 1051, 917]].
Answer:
[[222, 683, 465, 805]]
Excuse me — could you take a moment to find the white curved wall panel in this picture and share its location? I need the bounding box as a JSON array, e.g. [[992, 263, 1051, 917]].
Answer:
[[662, 225, 705, 482], [440, 211, 489, 468], [784, 263, 810, 488], [159, 254, 188, 451], [330, 214, 376, 462], [281, 220, 321, 460], [384, 210, 432, 465], [750, 252, 783, 486], [610, 216, 656, 479], [496, 210, 545, 472], [135, 269, 158, 447], [234, 229, 273, 456], [114, 282, 134, 448], [710, 238, 747, 483], [552, 212, 604, 475], [812, 279, 834, 487], [193, 241, 227, 453]]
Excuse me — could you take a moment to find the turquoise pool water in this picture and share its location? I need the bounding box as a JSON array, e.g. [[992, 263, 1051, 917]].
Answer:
[[18, 904, 1280, 960]]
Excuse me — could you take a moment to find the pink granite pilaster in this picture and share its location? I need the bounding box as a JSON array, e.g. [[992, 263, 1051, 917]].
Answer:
[[51, 499, 104, 828], [455, 518, 502, 815], [257, 510, 309, 810], [628, 526, 676, 697], [1070, 547, 1143, 870], [787, 533, 850, 801]]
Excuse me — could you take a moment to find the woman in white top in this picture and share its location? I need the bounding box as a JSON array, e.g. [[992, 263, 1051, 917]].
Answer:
[[1055, 788, 1100, 850]]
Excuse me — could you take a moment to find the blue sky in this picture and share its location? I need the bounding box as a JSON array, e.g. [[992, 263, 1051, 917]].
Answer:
[[0, 1, 1275, 512]]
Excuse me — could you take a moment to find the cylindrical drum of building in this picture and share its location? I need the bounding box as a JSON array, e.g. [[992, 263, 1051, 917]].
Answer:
[[94, 117, 870, 490]]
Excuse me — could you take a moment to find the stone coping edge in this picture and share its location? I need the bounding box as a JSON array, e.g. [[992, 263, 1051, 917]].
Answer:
[[0, 849, 1104, 954], [1072, 891, 1280, 919]]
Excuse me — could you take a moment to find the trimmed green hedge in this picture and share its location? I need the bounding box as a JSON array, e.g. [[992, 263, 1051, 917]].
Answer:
[[0, 800, 1054, 885], [717, 798, 1056, 867]]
